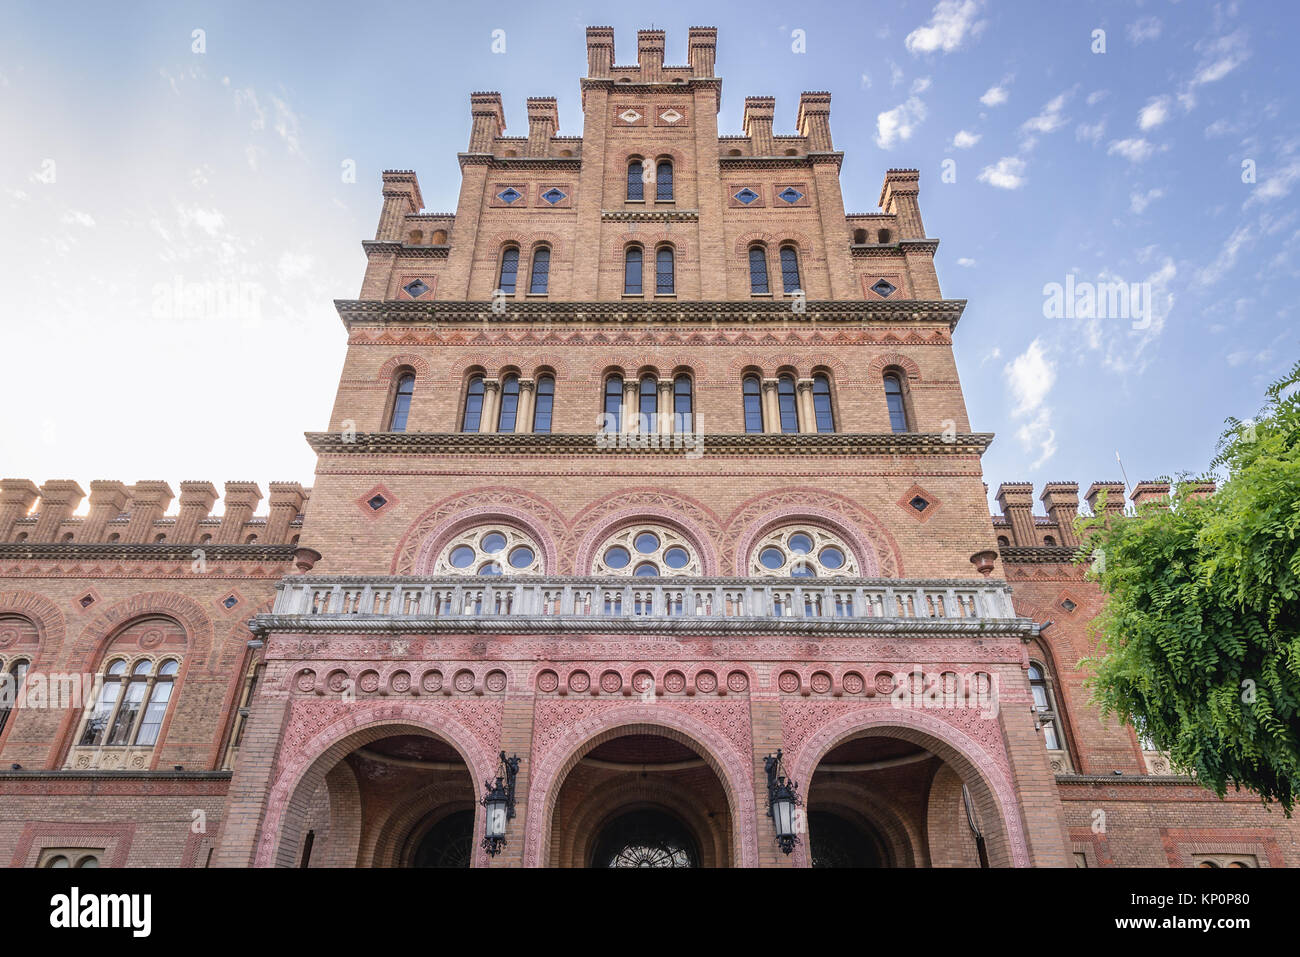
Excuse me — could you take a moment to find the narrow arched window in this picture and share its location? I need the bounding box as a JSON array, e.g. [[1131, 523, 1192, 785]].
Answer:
[[497, 374, 520, 433], [135, 660, 178, 747], [0, 659, 29, 735], [388, 372, 415, 432], [529, 246, 551, 295], [627, 160, 644, 201], [777, 375, 798, 434], [639, 375, 658, 428], [673, 375, 693, 432], [462, 375, 485, 433], [1028, 661, 1065, 754], [655, 246, 675, 295], [812, 374, 834, 433], [883, 372, 909, 433], [497, 246, 519, 294], [656, 160, 674, 201], [533, 375, 555, 434], [748, 245, 769, 295], [780, 246, 801, 294], [603, 375, 624, 432], [624, 246, 643, 295], [878, 228, 892, 244], [742, 376, 763, 433]]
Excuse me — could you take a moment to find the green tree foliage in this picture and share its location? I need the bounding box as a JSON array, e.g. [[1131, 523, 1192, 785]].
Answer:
[[1082, 361, 1300, 813]]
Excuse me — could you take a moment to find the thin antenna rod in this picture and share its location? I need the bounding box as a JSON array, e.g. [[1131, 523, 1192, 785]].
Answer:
[[1115, 451, 1133, 497]]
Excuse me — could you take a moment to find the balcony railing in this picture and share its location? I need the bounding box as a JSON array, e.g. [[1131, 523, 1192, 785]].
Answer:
[[262, 576, 1023, 631]]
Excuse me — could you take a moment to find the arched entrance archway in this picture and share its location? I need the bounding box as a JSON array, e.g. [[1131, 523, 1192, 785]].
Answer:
[[591, 808, 700, 868]]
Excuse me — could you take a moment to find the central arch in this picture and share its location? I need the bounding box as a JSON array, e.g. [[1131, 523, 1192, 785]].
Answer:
[[524, 705, 759, 867]]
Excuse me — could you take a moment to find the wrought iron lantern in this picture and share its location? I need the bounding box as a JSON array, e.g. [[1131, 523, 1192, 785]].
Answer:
[[764, 749, 801, 854], [481, 751, 520, 856]]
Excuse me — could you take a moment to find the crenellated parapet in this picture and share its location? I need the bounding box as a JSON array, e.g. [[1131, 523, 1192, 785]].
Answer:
[[0, 479, 311, 546], [990, 478, 1217, 555]]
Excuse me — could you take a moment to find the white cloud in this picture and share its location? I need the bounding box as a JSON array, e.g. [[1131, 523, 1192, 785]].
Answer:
[[1004, 339, 1057, 468], [1245, 161, 1300, 208], [1137, 95, 1171, 131], [980, 84, 1008, 107], [1021, 90, 1072, 136], [1129, 188, 1165, 214], [978, 156, 1027, 190], [1126, 17, 1163, 45], [1195, 225, 1253, 286], [860, 72, 872, 89], [952, 129, 981, 149], [1192, 29, 1251, 86], [1076, 120, 1106, 144], [889, 61, 904, 88], [1015, 408, 1058, 470], [1108, 138, 1156, 163], [875, 97, 928, 149], [60, 210, 96, 228], [905, 0, 986, 55], [957, 257, 977, 267], [174, 204, 227, 236], [911, 76, 932, 95], [1086, 90, 1109, 106]]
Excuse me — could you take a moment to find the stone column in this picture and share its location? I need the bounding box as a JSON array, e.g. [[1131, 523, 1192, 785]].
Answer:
[[480, 379, 501, 434], [516, 378, 536, 435], [795, 378, 815, 433], [658, 379, 674, 434], [761, 379, 780, 434], [622, 380, 639, 433]]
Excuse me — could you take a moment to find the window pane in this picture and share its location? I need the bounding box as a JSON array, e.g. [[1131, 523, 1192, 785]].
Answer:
[[627, 161, 644, 201], [498, 375, 520, 433], [812, 375, 834, 433], [529, 247, 550, 294], [749, 246, 769, 294], [533, 376, 554, 434], [134, 680, 173, 746], [1042, 719, 1061, 751], [603, 376, 623, 431], [106, 680, 147, 746], [497, 247, 519, 294], [462, 377, 484, 433], [624, 248, 642, 294], [884, 375, 908, 432], [639, 376, 657, 422], [389, 374, 414, 432], [656, 247, 674, 295], [778, 376, 798, 433], [656, 161, 673, 201], [743, 377, 763, 433], [79, 681, 121, 746], [673, 376, 692, 432], [780, 247, 800, 293]]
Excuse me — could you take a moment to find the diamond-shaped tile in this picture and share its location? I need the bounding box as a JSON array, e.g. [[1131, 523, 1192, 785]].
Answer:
[[618, 109, 642, 124], [402, 279, 429, 298], [367, 494, 388, 511], [778, 187, 804, 204], [1061, 598, 1077, 612], [733, 187, 759, 205], [541, 188, 566, 205], [659, 109, 683, 124], [496, 187, 522, 204], [897, 484, 941, 524], [871, 278, 898, 297]]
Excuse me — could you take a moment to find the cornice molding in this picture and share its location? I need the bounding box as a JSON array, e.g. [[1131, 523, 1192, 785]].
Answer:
[[334, 297, 968, 329], [719, 153, 843, 171], [362, 241, 449, 259], [0, 542, 297, 563], [303, 431, 994, 456], [998, 545, 1082, 565], [600, 209, 700, 222]]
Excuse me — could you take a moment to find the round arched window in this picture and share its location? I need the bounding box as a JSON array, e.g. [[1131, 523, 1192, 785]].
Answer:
[[592, 524, 700, 576], [749, 526, 859, 578], [435, 526, 543, 575]]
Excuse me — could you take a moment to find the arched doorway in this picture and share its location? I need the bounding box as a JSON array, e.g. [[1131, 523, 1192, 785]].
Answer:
[[591, 808, 699, 868], [547, 732, 733, 867], [411, 809, 475, 868], [807, 811, 885, 868]]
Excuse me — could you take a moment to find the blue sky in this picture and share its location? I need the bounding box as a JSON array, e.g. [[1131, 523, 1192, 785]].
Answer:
[[0, 0, 1296, 514]]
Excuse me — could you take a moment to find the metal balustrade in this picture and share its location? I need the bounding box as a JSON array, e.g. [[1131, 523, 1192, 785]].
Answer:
[[272, 576, 1019, 623]]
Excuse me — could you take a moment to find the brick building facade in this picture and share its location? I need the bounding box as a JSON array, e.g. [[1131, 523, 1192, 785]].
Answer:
[[0, 26, 1294, 869]]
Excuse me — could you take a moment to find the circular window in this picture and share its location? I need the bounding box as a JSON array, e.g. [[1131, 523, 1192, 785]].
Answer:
[[591, 524, 701, 576], [749, 526, 860, 578], [435, 525, 543, 575]]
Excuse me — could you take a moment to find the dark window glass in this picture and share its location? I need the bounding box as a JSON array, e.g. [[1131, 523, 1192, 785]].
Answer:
[[0, 660, 27, 735], [388, 373, 415, 432], [749, 246, 769, 294], [639, 375, 658, 424], [673, 375, 692, 432], [812, 374, 834, 433], [78, 680, 120, 746], [533, 375, 554, 434], [777, 375, 798, 434], [462, 376, 485, 433], [884, 373, 908, 433], [743, 376, 763, 433], [604, 375, 624, 432], [656, 161, 673, 201], [627, 160, 644, 201], [780, 246, 800, 294], [656, 247, 674, 295], [497, 246, 519, 294], [624, 247, 643, 295], [107, 679, 146, 746], [497, 374, 520, 433], [529, 246, 550, 295], [134, 679, 172, 746]]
